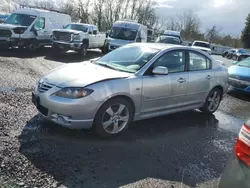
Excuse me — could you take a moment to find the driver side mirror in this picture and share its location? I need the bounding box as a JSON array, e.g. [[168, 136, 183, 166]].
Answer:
[[152, 66, 168, 75], [188, 43, 192, 46]]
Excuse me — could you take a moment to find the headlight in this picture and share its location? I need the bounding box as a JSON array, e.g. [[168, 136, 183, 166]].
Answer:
[[72, 34, 80, 41], [54, 88, 94, 99]]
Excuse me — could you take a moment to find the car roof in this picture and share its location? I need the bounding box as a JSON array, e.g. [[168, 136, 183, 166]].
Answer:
[[193, 40, 209, 44], [159, 36, 180, 40], [70, 23, 95, 27], [126, 43, 214, 60]]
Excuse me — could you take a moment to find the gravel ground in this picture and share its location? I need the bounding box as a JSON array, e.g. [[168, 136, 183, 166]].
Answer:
[[0, 48, 249, 188]]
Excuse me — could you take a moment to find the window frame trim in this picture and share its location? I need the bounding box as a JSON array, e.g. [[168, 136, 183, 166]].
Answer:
[[187, 50, 212, 72]]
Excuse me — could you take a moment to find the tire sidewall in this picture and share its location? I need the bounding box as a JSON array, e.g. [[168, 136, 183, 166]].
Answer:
[[94, 98, 133, 137], [81, 43, 88, 57], [201, 88, 222, 114]]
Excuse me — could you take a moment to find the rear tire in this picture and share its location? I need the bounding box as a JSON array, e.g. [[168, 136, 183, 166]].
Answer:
[[94, 98, 133, 137], [200, 88, 222, 114]]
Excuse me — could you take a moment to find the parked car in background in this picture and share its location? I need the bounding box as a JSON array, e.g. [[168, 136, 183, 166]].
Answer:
[[32, 43, 228, 137], [0, 5, 71, 50], [147, 28, 154, 42], [190, 40, 212, 55], [52, 23, 106, 56], [226, 49, 238, 59], [103, 20, 148, 53], [219, 119, 250, 188], [155, 36, 181, 45], [228, 57, 250, 93], [162, 30, 182, 42], [230, 49, 250, 61], [222, 49, 236, 58]]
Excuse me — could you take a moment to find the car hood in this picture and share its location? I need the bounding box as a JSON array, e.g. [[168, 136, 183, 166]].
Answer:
[[42, 62, 131, 88], [53, 29, 82, 35], [191, 46, 211, 51], [108, 37, 134, 47], [228, 65, 250, 80]]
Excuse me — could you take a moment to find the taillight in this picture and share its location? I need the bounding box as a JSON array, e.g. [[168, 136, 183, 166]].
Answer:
[[235, 124, 250, 166]]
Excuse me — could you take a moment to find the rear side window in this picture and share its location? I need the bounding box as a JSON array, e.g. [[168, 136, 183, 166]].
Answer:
[[189, 52, 211, 71]]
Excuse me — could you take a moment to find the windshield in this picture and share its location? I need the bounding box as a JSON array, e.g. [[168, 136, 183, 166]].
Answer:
[[193, 42, 210, 48], [156, 37, 180, 44], [5, 13, 36, 27], [163, 34, 181, 40], [96, 45, 159, 73], [237, 58, 250, 67], [109, 27, 138, 41], [64, 24, 88, 32]]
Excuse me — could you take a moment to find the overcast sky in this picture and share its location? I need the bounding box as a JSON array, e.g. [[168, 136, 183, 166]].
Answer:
[[156, 0, 250, 36]]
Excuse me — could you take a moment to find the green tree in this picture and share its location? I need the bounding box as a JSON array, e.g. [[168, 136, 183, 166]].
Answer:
[[241, 13, 250, 48]]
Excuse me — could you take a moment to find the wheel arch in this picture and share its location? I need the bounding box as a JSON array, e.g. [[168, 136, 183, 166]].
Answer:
[[95, 94, 136, 120], [212, 85, 224, 97], [82, 39, 89, 47]]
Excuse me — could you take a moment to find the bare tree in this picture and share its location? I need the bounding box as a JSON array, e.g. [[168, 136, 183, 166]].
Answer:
[[206, 25, 222, 43], [33, 0, 56, 10]]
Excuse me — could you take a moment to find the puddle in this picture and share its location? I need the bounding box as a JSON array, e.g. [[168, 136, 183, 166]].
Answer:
[[215, 111, 243, 133]]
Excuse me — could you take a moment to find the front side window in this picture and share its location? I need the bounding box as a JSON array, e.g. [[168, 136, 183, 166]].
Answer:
[[109, 27, 138, 41], [5, 13, 36, 27], [189, 52, 211, 71], [96, 45, 159, 73], [33, 17, 45, 31], [153, 50, 185, 73]]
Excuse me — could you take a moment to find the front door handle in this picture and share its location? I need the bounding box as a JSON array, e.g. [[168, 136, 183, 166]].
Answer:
[[206, 75, 212, 80], [177, 78, 186, 83]]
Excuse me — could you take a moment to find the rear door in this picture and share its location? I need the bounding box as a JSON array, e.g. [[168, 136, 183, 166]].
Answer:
[[187, 51, 213, 105]]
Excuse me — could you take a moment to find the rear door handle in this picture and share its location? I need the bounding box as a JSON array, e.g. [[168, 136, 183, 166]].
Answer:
[[177, 78, 186, 83], [206, 75, 212, 80]]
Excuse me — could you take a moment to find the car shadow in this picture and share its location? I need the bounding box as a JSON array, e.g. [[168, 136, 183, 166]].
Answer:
[[0, 47, 102, 63], [18, 110, 234, 188], [0, 47, 51, 58], [227, 89, 250, 102], [44, 49, 102, 63]]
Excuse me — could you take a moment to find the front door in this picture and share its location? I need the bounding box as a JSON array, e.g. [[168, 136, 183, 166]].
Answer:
[[141, 50, 189, 115], [34, 17, 50, 44], [186, 51, 213, 105]]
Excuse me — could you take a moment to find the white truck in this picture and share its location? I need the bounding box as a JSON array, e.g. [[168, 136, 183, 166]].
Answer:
[[103, 20, 148, 53], [0, 6, 71, 50], [52, 23, 106, 56], [190, 40, 213, 55]]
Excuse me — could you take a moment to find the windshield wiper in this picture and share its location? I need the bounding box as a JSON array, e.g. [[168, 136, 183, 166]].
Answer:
[[97, 63, 121, 71]]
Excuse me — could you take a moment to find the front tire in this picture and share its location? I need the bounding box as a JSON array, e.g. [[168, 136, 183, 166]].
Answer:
[[200, 88, 222, 114], [94, 98, 133, 137], [79, 43, 88, 57]]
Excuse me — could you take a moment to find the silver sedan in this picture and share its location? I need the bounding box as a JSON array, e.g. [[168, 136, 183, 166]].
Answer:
[[32, 43, 229, 137]]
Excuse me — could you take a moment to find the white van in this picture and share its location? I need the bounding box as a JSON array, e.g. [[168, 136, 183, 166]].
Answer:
[[162, 30, 182, 43], [0, 6, 71, 50], [104, 20, 148, 52]]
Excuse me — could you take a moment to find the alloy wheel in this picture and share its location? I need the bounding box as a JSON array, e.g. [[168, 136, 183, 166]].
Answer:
[[207, 90, 221, 112], [102, 104, 130, 134]]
